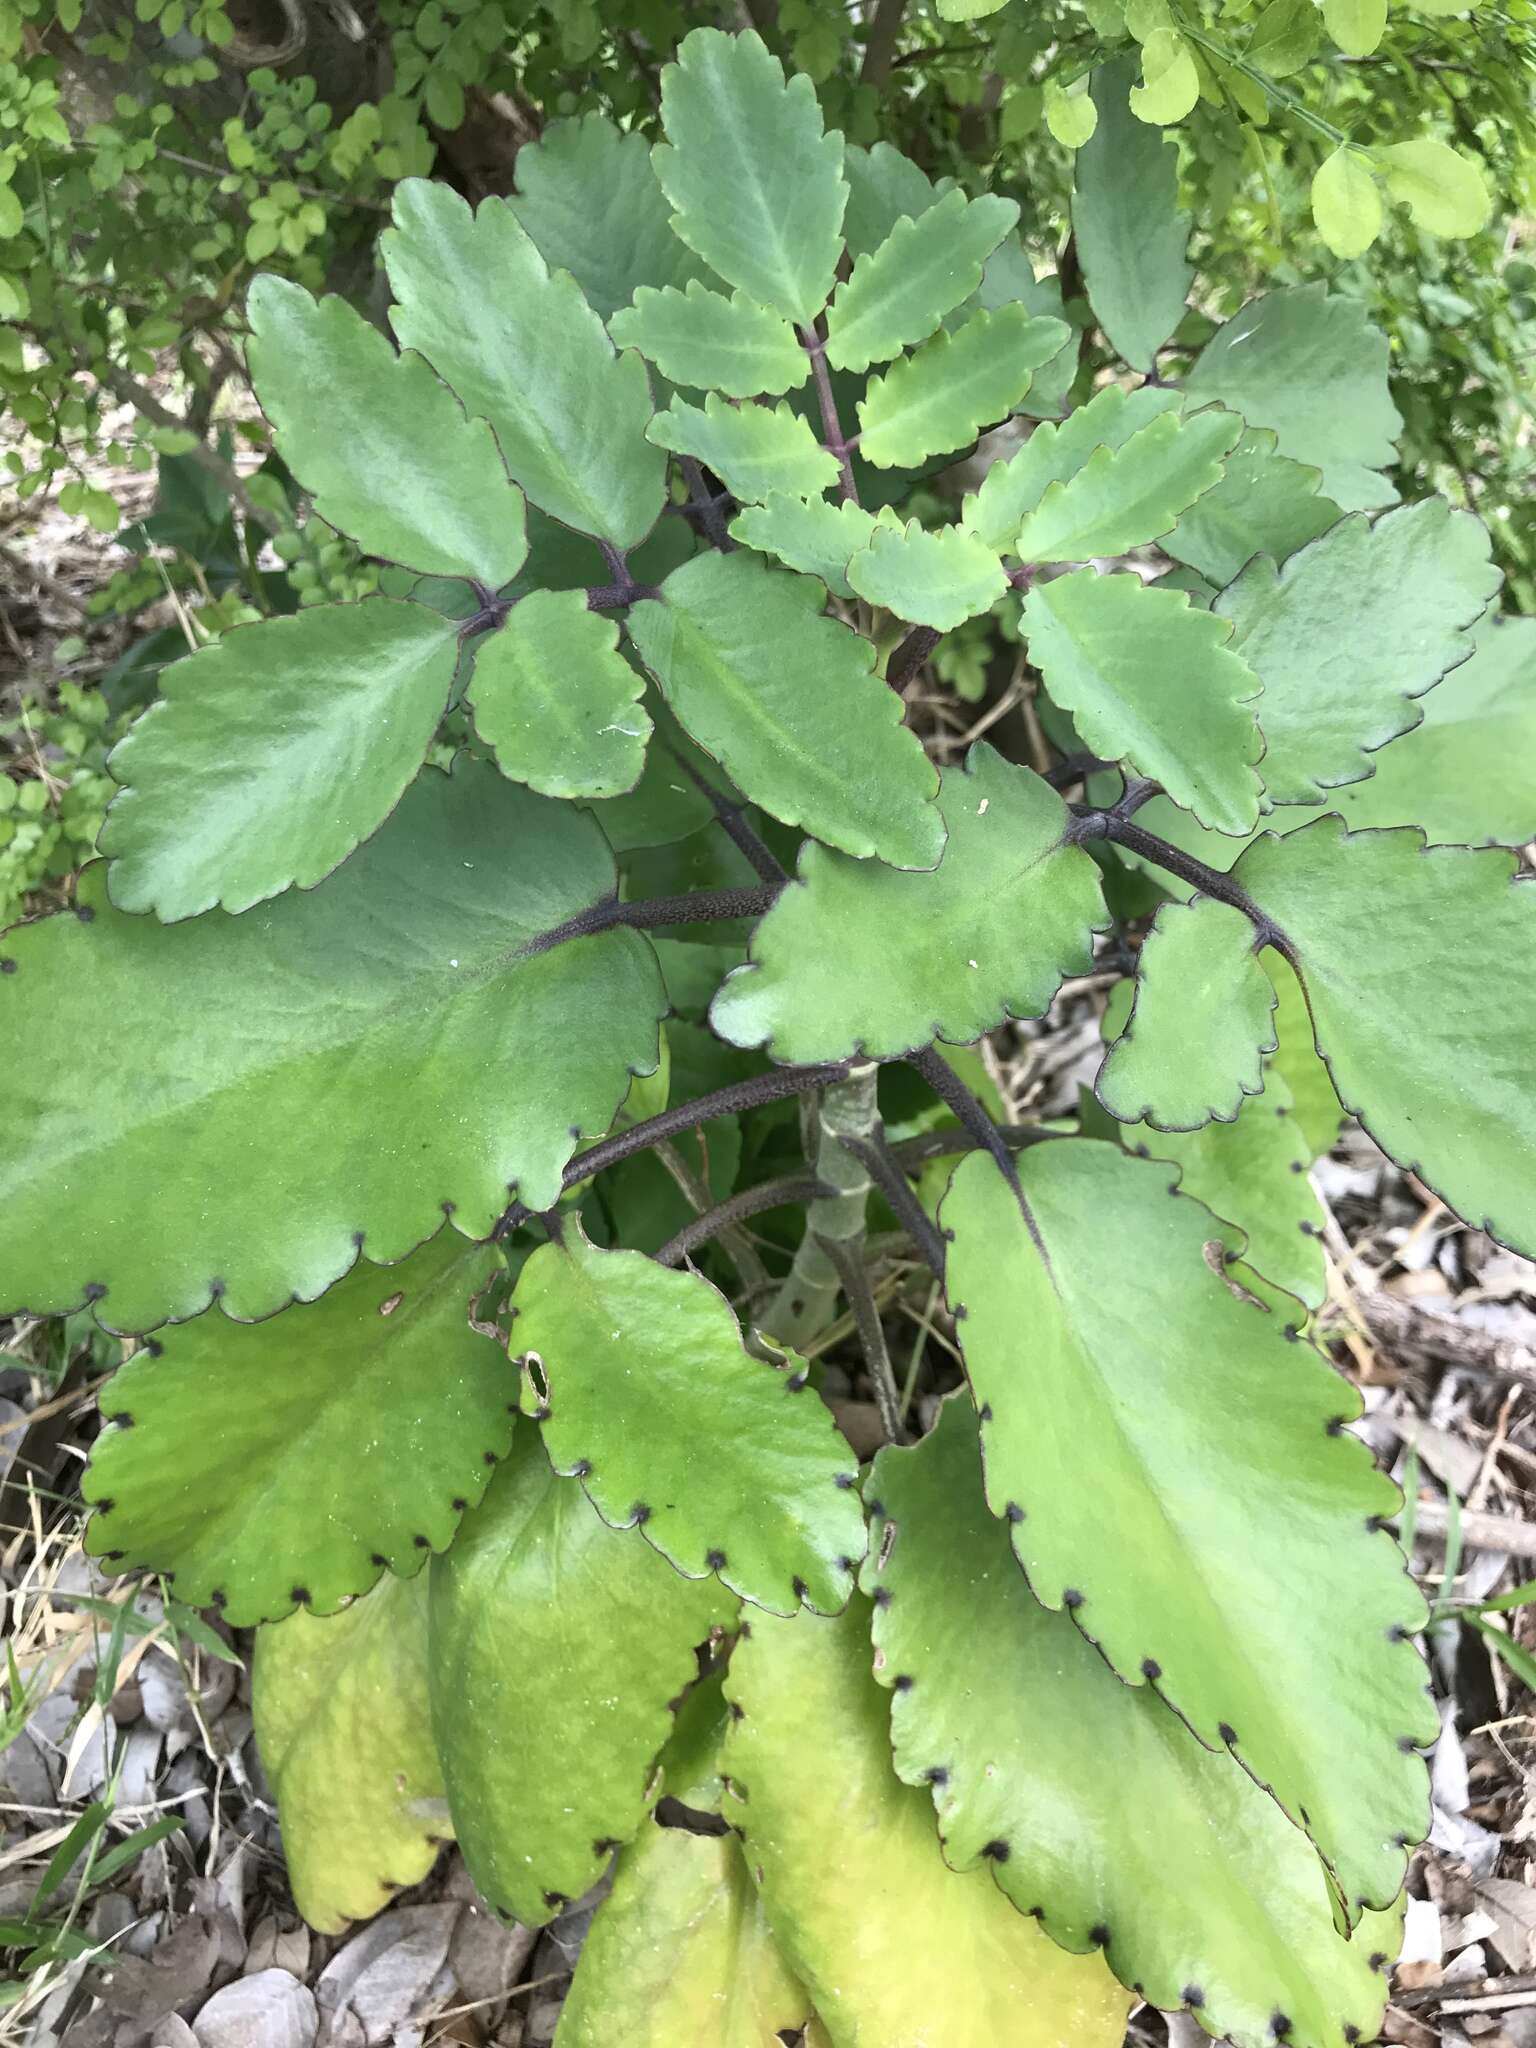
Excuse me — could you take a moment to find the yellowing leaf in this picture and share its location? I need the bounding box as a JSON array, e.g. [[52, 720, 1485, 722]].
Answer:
[[1045, 78, 1098, 148], [1128, 29, 1200, 125], [1378, 138, 1492, 238], [1311, 148, 1384, 259]]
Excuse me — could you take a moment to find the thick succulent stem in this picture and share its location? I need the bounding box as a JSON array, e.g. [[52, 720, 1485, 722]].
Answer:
[[760, 1061, 879, 1352]]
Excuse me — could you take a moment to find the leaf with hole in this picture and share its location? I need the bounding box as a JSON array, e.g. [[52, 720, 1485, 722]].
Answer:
[[1071, 58, 1193, 370], [856, 306, 1070, 469], [710, 744, 1105, 1063], [83, 1230, 509, 1621], [1098, 898, 1275, 1130], [845, 519, 1007, 632], [647, 394, 840, 504], [625, 551, 944, 869], [1013, 407, 1241, 563], [824, 187, 1019, 375], [862, 1396, 1402, 2048], [610, 283, 808, 398], [1021, 570, 1264, 835], [1214, 499, 1500, 806], [253, 1572, 450, 1933], [941, 1140, 1434, 1916], [721, 1599, 1132, 2047], [99, 599, 460, 922], [427, 1429, 734, 1924], [467, 591, 650, 800], [383, 179, 665, 548], [962, 384, 1182, 553], [652, 27, 847, 326], [512, 1224, 865, 1614], [245, 278, 528, 589], [1184, 285, 1401, 514], [0, 759, 665, 1331], [1236, 818, 1536, 1260]]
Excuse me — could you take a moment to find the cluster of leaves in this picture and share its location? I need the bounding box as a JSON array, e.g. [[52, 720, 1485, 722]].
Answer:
[[5, 21, 1536, 2046]]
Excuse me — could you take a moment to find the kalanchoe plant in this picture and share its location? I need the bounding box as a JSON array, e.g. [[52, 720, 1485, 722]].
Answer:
[[4, 25, 1534, 2046]]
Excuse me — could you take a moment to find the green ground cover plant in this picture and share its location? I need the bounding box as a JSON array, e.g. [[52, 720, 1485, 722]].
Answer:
[[3, 19, 1536, 2047]]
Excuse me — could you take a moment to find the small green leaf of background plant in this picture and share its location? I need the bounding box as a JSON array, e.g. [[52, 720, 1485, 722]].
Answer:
[[0, 760, 665, 1331], [625, 551, 944, 869], [710, 745, 1105, 1063], [651, 27, 847, 326], [721, 1602, 1132, 2048], [512, 1225, 866, 1615], [941, 1141, 1435, 1915], [253, 1572, 450, 1932], [83, 1231, 508, 1621], [383, 180, 665, 548], [467, 592, 650, 800], [245, 277, 530, 588], [1312, 149, 1385, 260], [1378, 139, 1492, 238], [1098, 898, 1276, 1129], [862, 1396, 1403, 2048], [1021, 571, 1264, 835], [428, 1429, 734, 1926], [99, 600, 460, 921]]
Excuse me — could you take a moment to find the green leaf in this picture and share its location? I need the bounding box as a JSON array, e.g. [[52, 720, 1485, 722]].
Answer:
[[710, 744, 1105, 1063], [626, 552, 944, 869], [846, 519, 1007, 632], [1324, 0, 1387, 55], [1236, 818, 1536, 1259], [428, 1429, 734, 1923], [99, 600, 460, 921], [841, 142, 948, 259], [559, 1697, 813, 2046], [1185, 285, 1402, 514], [253, 1572, 449, 1932], [511, 1225, 866, 1614], [245, 277, 528, 589], [962, 385, 1182, 553], [856, 306, 1069, 470], [863, 1397, 1402, 2048], [508, 115, 704, 324], [0, 759, 665, 1331], [825, 188, 1019, 375], [610, 283, 808, 399], [647, 394, 840, 503], [83, 1232, 509, 1620], [1215, 499, 1500, 806], [383, 179, 665, 549], [653, 27, 847, 326], [1014, 407, 1241, 563], [1071, 59, 1193, 369], [467, 592, 650, 800], [1378, 138, 1492, 238], [1246, 0, 1321, 74], [1045, 78, 1098, 149], [1129, 28, 1200, 123], [1162, 427, 1342, 587], [1021, 571, 1264, 835], [941, 1140, 1435, 1916], [728, 492, 876, 598], [721, 1602, 1132, 2048], [1098, 898, 1275, 1128], [1312, 148, 1384, 259], [0, 183, 22, 239]]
